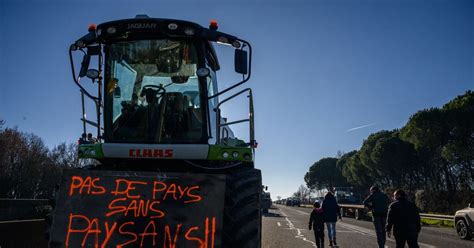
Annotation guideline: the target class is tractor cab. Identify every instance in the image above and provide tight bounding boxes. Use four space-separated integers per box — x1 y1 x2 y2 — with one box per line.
70 15 255 163
61 16 263 247
104 38 204 144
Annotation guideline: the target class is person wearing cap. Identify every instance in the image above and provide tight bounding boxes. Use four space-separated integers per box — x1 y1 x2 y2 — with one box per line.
309 201 325 248
386 189 421 248
363 186 389 248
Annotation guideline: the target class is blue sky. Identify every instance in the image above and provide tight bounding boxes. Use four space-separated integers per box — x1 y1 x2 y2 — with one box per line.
1 0 473 199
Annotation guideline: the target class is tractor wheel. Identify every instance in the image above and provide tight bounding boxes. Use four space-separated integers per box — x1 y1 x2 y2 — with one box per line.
222 167 262 248
456 219 472 240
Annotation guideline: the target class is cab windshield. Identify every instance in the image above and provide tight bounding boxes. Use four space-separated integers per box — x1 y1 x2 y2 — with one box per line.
104 39 205 143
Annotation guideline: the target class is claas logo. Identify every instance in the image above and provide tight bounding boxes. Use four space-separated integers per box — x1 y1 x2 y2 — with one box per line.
129 149 173 158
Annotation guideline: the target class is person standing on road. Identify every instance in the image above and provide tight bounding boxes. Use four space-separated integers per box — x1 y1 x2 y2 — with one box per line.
322 192 342 246
309 201 325 248
363 186 389 248
386 189 421 248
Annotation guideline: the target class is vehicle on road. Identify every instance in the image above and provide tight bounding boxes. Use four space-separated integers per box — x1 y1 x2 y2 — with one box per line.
50 15 261 247
262 192 272 213
335 187 367 220
455 202 473 240
285 198 301 207
334 187 360 204
339 203 367 220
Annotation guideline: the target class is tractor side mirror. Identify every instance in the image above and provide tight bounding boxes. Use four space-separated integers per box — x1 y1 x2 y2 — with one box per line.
234 49 248 75
79 54 91 77
114 86 122 98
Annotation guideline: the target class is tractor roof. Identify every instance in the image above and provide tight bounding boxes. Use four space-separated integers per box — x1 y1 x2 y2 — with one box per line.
96 15 210 43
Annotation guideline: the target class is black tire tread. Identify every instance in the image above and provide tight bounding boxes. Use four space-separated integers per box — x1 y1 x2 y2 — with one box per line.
456 219 472 240
222 167 262 248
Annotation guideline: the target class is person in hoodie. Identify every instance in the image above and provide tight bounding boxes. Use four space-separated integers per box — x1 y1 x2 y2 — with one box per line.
386 189 421 248
322 192 342 246
309 201 325 248
363 186 389 248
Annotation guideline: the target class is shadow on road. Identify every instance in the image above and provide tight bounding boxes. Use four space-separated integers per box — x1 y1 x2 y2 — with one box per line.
263 212 284 218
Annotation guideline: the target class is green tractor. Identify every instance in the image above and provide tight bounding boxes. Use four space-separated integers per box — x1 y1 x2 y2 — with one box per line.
51 15 261 247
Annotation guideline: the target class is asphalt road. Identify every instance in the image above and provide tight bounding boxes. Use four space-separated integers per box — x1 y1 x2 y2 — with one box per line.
263 204 473 248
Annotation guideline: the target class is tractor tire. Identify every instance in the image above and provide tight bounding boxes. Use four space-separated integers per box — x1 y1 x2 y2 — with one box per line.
222 167 262 248
456 219 472 240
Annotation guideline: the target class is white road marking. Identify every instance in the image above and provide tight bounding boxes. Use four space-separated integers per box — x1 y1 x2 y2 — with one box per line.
280 209 317 247
338 222 372 237
339 222 436 248
295 209 310 215
280 206 436 248
277 222 281 227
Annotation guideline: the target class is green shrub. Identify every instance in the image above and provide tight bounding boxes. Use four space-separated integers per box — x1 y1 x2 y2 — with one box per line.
415 189 472 214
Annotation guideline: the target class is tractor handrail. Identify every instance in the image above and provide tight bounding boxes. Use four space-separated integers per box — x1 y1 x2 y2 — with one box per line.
70 44 103 140
208 38 252 100
69 46 99 102
215 88 255 146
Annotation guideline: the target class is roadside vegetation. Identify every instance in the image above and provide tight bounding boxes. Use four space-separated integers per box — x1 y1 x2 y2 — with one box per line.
303 91 474 215
2 91 473 213
0 120 82 199
420 218 454 228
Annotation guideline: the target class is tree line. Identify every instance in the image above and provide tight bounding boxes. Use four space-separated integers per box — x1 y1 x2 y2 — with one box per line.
0 120 82 199
304 91 473 214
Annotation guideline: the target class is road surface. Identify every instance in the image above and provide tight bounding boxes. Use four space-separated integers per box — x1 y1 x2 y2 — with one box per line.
263 204 473 248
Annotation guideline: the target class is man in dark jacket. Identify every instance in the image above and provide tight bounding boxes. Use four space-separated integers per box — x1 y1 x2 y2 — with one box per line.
386 189 421 248
363 186 389 248
322 192 341 246
309 202 325 248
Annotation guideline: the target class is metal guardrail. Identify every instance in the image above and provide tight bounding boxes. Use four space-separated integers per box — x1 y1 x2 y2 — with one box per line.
0 198 50 221
301 203 455 221
0 217 49 247
0 218 45 224
419 213 454 221
339 204 365 209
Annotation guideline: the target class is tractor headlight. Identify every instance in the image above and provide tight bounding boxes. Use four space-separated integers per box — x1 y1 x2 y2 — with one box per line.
222 152 229 159
168 23 178 30
232 41 241 48
184 27 195 36
243 153 251 160
107 27 116 34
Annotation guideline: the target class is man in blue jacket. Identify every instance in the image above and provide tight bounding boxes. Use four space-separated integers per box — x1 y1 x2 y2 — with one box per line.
363 186 389 248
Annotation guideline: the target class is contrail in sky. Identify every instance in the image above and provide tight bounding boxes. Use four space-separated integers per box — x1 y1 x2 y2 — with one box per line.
346 123 377 132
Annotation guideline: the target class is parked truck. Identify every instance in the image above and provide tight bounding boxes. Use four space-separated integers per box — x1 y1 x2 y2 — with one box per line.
261 191 272 214
49 15 261 247
335 187 367 220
